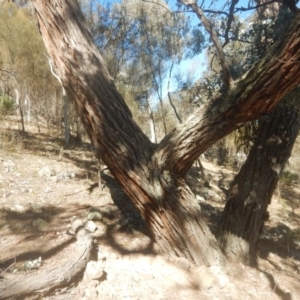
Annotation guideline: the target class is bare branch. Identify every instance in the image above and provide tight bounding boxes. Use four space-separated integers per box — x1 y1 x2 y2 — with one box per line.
0 68 17 79
224 0 239 47
180 1 234 88
234 0 279 13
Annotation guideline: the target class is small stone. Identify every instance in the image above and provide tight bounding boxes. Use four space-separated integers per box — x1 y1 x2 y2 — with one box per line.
97 251 107 261
85 220 97 233
84 261 104 281
44 187 52 193
196 195 205 202
175 257 191 270
76 284 86 296
38 166 56 177
3 192 11 198
92 222 107 238
31 203 42 214
84 287 98 298
110 253 119 260
87 210 103 221
32 218 48 229
11 204 26 213
3 160 15 172
22 257 42 271
191 266 217 290
88 280 100 288
50 176 59 182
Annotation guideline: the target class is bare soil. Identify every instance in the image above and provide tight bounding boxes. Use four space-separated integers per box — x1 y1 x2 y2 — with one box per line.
0 120 300 300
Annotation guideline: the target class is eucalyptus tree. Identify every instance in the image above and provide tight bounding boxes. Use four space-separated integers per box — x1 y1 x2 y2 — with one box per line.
32 0 300 267
0 1 59 131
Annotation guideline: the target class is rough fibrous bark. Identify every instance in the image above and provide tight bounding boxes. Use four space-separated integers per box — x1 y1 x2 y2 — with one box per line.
218 99 300 265
32 0 300 266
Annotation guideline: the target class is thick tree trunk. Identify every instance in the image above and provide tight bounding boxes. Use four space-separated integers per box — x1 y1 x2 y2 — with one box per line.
33 0 300 266
218 99 300 265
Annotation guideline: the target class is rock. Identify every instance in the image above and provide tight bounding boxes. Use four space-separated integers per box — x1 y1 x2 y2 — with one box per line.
84 287 98 298
44 187 52 193
92 222 107 238
196 195 205 202
190 265 218 290
3 160 15 172
54 171 76 182
200 187 222 201
175 257 191 270
209 265 229 288
38 166 56 177
84 261 104 281
11 204 27 213
77 284 85 296
97 250 107 261
110 253 119 260
22 257 42 271
88 280 100 288
30 203 42 213
2 191 11 198
32 218 48 229
87 209 103 221
85 220 97 233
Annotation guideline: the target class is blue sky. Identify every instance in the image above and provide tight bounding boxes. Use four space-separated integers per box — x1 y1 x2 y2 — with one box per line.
88 0 256 99
161 0 254 98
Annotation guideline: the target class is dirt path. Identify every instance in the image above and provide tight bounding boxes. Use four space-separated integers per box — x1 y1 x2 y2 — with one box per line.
0 128 299 299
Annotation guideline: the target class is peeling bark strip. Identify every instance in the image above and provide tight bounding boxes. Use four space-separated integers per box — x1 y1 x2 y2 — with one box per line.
0 218 93 299
32 0 300 266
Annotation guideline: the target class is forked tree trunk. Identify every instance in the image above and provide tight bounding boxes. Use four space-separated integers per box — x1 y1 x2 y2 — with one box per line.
218 99 300 265
33 0 300 266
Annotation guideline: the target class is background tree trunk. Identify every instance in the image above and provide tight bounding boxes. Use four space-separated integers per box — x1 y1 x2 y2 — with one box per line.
218 98 300 265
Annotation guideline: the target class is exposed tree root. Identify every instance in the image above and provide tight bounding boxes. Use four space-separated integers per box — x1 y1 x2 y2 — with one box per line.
0 218 93 299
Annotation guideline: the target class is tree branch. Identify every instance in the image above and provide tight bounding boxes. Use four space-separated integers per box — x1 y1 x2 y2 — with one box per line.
33 0 300 180
234 0 279 13
156 12 300 173
224 0 239 47
179 0 234 88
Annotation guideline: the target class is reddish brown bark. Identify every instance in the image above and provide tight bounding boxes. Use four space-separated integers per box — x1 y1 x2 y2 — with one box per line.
218 99 300 265
32 0 300 266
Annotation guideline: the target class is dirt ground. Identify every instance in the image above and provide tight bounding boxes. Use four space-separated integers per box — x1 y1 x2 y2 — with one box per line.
0 121 300 300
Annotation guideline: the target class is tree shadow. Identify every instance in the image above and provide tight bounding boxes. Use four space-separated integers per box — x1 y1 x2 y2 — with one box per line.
258 269 292 300
0 172 154 279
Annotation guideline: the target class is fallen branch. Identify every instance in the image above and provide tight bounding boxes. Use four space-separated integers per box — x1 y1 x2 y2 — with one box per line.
0 218 93 299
